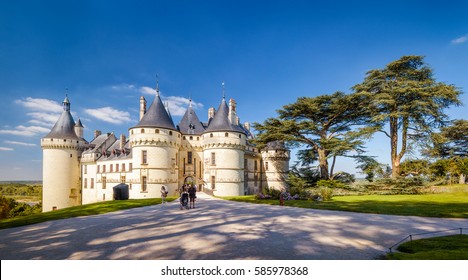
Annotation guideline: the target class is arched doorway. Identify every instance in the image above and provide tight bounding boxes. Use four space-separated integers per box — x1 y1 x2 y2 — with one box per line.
184 176 194 186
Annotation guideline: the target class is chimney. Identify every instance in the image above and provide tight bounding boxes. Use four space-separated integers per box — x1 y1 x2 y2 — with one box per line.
228 98 238 125
94 130 101 139
139 96 147 120
208 107 215 119
244 122 251 131
120 134 126 151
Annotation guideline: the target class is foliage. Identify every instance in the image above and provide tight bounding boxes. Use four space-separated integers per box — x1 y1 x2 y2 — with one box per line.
254 91 378 180
316 179 346 189
386 235 468 260
0 195 42 219
0 183 42 198
399 159 431 177
331 172 355 183
362 177 425 194
353 55 463 178
424 119 468 158
355 156 391 182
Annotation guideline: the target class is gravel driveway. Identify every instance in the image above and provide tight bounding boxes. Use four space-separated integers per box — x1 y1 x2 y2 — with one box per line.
0 193 466 260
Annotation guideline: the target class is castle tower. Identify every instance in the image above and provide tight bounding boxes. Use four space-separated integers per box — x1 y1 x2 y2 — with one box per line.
202 93 246 196
129 85 181 197
178 98 205 188
261 141 290 191
41 96 87 212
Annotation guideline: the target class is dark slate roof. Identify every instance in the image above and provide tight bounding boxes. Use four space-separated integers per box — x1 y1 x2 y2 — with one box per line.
178 104 205 135
265 140 287 150
44 105 80 140
134 93 176 129
204 98 245 134
75 118 83 128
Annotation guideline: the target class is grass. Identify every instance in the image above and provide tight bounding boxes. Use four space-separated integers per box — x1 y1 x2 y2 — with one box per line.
224 191 468 218
385 234 468 260
0 197 176 230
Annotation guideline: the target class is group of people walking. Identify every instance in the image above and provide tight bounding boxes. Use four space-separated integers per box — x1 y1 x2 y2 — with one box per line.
160 184 197 209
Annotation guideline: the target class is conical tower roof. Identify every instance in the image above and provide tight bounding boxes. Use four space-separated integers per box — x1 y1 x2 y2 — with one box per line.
205 98 245 134
44 97 80 140
134 91 176 130
178 100 205 135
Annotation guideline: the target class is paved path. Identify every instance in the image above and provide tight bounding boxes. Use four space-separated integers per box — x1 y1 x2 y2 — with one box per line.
0 193 466 260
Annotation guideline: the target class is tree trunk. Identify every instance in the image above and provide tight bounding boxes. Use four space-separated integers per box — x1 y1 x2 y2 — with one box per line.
390 117 401 178
460 174 466 184
317 148 329 180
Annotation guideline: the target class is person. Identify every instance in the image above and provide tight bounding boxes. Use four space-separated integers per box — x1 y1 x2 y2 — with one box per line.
160 185 168 204
188 184 197 209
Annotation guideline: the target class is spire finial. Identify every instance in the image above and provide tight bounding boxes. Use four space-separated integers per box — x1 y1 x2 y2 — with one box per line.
156 74 160 96
189 93 192 108
63 88 71 111
222 81 225 100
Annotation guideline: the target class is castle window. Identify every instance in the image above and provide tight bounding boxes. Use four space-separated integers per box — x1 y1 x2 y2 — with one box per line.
91 178 94 189
84 165 87 174
190 136 193 140
169 131 173 136
116 164 119 172
188 152 193 164
197 137 199 140
211 176 216 190
156 129 159 134
122 163 126 172
183 136 186 140
239 134 242 138
141 129 145 133
142 150 147 164
265 162 269 171
84 178 87 189
244 159 248 170
129 163 133 171
121 176 126 183
103 165 106 173
210 133 213 138
254 174 258 186
211 152 216 165
102 176 106 189
110 164 113 172
254 160 258 171
97 165 100 173
141 176 147 192
225 132 229 137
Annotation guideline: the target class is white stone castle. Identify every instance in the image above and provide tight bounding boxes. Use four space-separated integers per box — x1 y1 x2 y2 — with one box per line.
41 85 290 212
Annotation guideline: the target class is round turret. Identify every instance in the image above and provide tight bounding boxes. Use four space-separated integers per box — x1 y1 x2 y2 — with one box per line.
202 97 246 196
129 89 181 197
41 96 87 212
261 141 290 191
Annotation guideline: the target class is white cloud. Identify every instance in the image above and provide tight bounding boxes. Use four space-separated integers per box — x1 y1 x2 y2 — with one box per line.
27 112 60 127
451 34 468 44
111 83 136 91
139 86 157 95
84 107 132 124
165 96 204 116
4 141 37 147
0 147 14 151
15 97 63 113
0 125 50 137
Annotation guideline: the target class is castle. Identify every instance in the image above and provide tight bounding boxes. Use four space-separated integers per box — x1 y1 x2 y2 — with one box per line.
40 86 290 212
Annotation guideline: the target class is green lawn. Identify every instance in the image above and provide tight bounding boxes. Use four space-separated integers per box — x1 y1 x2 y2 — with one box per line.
0 197 176 230
386 234 468 260
224 192 468 218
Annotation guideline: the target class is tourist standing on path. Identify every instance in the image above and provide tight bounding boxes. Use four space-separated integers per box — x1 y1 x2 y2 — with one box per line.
188 184 197 209
160 185 168 204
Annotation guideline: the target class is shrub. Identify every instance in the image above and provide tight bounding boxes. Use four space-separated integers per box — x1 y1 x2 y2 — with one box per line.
316 180 346 189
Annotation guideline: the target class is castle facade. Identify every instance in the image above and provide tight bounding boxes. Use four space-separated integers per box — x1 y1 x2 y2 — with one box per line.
41 87 289 212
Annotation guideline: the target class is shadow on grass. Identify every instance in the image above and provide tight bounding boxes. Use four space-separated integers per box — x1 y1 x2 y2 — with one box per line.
226 196 468 218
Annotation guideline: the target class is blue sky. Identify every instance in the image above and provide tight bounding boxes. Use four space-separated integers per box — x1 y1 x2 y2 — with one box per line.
0 0 466 180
